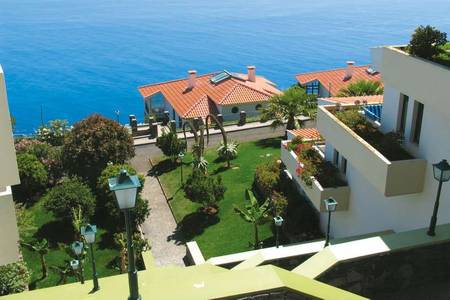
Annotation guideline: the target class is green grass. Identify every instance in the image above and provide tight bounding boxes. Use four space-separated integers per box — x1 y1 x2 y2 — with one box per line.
21 200 120 289
157 138 283 259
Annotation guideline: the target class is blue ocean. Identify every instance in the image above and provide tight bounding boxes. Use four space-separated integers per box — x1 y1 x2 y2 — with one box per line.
2 0 450 134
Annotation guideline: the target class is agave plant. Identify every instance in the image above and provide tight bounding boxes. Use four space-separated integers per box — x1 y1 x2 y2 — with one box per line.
192 156 208 174
217 141 238 168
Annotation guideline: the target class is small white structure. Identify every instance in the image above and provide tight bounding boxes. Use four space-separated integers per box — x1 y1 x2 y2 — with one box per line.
0 66 21 266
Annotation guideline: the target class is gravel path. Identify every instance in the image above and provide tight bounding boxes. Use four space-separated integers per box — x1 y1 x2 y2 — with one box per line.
140 173 186 267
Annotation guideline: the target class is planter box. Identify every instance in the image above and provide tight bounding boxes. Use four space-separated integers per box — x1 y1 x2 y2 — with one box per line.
317 106 427 197
281 141 350 212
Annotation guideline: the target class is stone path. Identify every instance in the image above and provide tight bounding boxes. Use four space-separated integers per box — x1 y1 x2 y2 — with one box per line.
140 173 186 267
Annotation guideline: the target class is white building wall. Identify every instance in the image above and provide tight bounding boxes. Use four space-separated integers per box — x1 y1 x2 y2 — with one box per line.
318 47 450 239
0 66 20 265
220 102 266 121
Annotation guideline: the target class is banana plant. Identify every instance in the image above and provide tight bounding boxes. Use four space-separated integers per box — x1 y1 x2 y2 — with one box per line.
22 239 50 279
234 190 271 249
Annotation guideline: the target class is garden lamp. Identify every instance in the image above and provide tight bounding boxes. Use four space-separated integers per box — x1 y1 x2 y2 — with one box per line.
178 152 185 185
71 241 83 256
70 259 79 271
428 159 450 236
82 224 100 291
273 216 284 248
70 242 84 284
108 170 141 300
324 197 338 247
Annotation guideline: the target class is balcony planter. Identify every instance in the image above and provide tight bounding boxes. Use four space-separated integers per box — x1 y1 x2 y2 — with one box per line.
281 141 350 212
317 105 427 196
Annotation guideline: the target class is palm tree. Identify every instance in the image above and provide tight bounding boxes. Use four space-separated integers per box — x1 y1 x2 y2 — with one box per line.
337 80 384 97
234 190 271 249
217 141 238 168
261 86 317 130
22 239 49 279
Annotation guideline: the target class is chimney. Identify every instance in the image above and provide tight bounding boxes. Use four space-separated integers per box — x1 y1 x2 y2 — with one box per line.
344 61 355 80
187 70 197 89
247 66 256 82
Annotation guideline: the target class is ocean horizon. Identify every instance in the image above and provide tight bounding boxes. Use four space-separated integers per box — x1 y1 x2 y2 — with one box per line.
2 0 450 134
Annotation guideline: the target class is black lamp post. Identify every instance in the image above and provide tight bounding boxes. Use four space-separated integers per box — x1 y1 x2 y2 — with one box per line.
71 241 84 284
427 159 450 236
324 197 338 247
81 224 100 292
108 170 142 300
178 152 185 186
273 216 284 248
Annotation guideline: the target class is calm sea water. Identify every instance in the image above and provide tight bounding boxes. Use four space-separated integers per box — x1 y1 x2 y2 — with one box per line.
1 0 450 134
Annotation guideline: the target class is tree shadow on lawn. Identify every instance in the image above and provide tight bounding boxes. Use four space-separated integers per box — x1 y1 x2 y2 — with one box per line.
147 159 179 177
35 218 74 245
254 137 282 149
169 210 220 245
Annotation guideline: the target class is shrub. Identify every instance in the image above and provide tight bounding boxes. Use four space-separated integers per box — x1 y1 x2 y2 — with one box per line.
254 159 280 198
337 80 384 97
43 177 95 222
155 130 186 163
408 25 447 60
15 140 64 185
271 191 288 217
0 260 31 296
62 114 134 185
184 169 226 214
97 164 149 227
36 119 68 146
15 153 48 200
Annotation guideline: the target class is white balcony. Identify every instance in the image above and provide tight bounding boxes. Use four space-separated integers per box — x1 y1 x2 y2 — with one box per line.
281 141 350 212
317 105 427 197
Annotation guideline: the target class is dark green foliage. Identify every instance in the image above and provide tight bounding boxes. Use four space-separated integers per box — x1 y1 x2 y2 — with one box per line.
261 86 317 130
97 164 149 227
62 114 134 186
0 260 31 296
335 108 412 161
184 169 226 213
15 153 48 200
254 159 280 198
156 130 186 163
337 80 384 97
408 25 447 60
43 177 95 221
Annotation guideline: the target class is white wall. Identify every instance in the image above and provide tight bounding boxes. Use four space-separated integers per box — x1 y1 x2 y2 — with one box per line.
319 48 450 239
220 102 266 121
0 187 20 265
0 66 19 187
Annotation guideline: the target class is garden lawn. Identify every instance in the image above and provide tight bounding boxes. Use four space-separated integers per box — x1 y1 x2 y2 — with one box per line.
21 200 120 289
157 137 282 259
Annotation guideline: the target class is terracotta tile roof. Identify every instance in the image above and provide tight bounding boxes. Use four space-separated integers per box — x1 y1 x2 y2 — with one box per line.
287 128 322 141
319 95 383 105
138 72 281 119
296 65 382 96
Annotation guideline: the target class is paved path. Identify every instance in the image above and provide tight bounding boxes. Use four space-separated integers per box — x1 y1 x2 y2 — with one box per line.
140 172 186 267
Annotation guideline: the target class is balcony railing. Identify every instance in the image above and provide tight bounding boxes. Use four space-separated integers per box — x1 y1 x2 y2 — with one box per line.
317 105 427 197
281 141 350 212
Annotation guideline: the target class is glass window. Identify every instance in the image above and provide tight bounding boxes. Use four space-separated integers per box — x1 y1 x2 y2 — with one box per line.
398 94 409 136
340 157 347 175
411 101 424 144
305 81 319 95
333 149 340 167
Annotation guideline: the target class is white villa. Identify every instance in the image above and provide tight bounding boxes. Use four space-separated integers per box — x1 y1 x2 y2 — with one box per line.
283 45 450 239
138 66 280 127
0 66 21 266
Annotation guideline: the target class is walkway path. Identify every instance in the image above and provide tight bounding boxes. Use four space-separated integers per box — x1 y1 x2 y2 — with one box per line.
140 173 186 267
